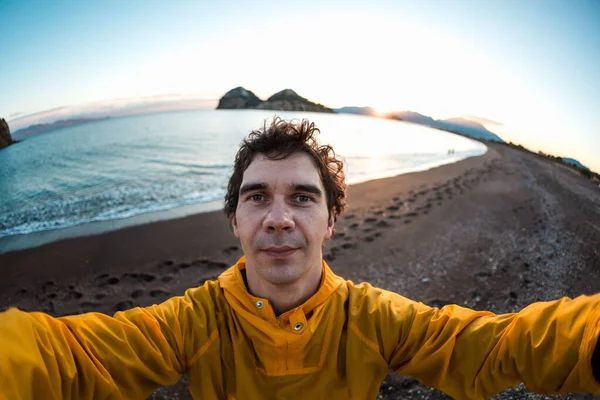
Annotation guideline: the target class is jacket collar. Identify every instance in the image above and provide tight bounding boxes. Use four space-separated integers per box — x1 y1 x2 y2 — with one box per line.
218 256 345 321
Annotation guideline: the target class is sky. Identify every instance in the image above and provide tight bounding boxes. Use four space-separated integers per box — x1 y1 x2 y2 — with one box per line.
1 0 599 172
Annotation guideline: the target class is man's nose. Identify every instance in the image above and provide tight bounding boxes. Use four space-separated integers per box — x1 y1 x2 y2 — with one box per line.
263 197 295 232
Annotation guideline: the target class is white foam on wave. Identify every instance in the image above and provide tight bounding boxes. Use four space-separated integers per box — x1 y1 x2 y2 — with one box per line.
0 190 223 238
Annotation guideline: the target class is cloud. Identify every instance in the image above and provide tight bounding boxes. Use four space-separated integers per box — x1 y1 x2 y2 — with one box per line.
8 94 219 131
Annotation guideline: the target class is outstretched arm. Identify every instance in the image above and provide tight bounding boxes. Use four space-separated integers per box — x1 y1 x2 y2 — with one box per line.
0 288 208 399
382 293 600 399
594 336 600 382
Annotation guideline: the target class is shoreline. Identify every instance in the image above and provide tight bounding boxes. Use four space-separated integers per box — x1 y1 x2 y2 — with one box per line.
0 145 486 254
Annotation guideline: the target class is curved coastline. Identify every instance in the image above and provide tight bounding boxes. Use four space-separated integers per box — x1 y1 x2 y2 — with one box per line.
0 141 487 253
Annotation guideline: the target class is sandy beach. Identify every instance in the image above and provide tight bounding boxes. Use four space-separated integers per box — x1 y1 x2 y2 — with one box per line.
1 142 599 399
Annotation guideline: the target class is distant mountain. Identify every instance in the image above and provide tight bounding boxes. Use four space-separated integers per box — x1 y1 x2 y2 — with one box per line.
0 118 16 149
437 117 504 142
217 87 262 109
216 87 333 113
334 106 378 116
562 158 589 170
383 111 504 143
390 111 438 126
12 117 109 140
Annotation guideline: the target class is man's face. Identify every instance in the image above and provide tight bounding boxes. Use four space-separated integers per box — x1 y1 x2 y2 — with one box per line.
232 152 334 286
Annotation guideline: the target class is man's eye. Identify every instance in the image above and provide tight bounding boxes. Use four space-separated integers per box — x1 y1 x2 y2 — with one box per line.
249 194 265 202
296 195 312 203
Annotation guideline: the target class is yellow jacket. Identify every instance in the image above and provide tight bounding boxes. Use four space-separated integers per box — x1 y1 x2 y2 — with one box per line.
1 257 599 399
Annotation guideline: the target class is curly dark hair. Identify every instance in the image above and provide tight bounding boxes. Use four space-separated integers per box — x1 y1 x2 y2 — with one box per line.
224 116 347 225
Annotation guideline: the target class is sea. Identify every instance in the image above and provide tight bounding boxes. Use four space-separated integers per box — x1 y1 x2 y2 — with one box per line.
0 110 487 252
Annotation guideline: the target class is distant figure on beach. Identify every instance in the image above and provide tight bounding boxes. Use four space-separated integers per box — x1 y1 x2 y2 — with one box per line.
1 117 599 399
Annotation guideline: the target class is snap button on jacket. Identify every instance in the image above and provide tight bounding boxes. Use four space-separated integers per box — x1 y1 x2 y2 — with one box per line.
1 257 599 399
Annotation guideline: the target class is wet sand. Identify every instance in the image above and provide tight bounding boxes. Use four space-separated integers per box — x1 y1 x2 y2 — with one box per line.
1 142 599 399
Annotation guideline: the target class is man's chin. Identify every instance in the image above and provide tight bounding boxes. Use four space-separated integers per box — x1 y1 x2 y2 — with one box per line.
256 258 305 285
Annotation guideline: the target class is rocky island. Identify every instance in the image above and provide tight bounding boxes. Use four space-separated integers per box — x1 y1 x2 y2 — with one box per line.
0 118 16 149
217 87 333 113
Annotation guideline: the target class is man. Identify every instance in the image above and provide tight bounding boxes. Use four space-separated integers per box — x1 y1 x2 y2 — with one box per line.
1 117 599 400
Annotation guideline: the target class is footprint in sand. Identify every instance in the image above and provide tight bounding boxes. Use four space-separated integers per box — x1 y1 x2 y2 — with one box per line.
107 277 120 285
150 289 170 297
130 290 144 299
195 275 218 286
211 261 229 269
341 242 357 249
161 275 173 283
124 273 156 283
329 246 340 254
428 299 451 309
189 259 227 270
474 272 491 280
375 220 391 228
223 245 240 256
42 281 56 290
349 223 359 229
364 236 374 242
364 217 378 223
345 214 356 219
95 293 107 300
114 301 133 311
387 205 399 211
323 254 336 262
68 291 83 300
80 301 100 309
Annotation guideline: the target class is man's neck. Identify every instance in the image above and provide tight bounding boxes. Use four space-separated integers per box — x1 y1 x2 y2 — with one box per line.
244 264 323 316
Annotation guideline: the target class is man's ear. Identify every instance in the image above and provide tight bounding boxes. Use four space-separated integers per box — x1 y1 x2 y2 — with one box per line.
232 214 240 238
325 214 335 240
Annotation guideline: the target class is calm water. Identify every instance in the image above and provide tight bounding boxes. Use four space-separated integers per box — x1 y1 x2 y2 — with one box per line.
0 110 486 239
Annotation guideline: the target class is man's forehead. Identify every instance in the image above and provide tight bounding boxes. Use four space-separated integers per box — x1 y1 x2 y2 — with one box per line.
245 152 319 176
241 152 323 189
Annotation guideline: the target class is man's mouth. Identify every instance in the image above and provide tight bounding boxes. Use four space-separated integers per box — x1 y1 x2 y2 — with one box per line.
261 246 298 258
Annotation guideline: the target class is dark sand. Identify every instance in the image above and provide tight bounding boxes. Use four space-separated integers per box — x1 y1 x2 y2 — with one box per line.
1 142 599 399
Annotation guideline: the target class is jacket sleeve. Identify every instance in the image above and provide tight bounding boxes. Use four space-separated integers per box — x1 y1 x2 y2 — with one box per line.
0 291 202 400
385 292 600 399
